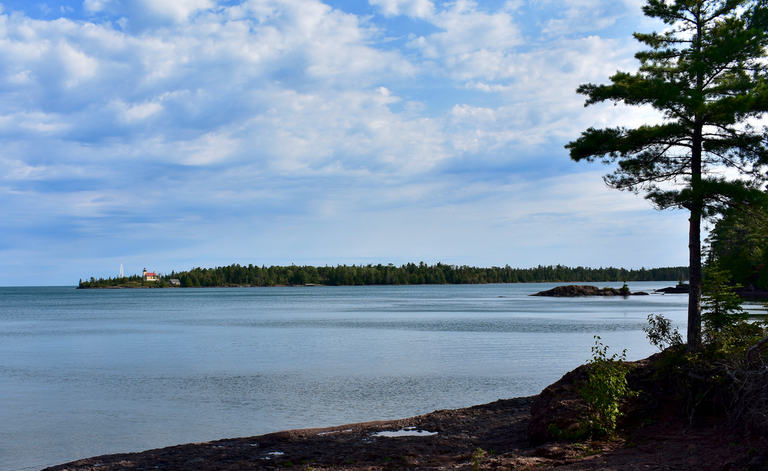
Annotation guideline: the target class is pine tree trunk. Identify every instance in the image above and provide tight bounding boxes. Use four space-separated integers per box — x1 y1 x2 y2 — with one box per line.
688 99 704 352
688 207 702 352
687 8 704 353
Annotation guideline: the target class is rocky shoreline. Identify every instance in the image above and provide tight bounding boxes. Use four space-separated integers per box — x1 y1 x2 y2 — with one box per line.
43 354 767 471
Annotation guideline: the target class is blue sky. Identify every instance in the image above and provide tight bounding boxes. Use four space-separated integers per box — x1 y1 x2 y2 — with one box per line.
0 0 691 286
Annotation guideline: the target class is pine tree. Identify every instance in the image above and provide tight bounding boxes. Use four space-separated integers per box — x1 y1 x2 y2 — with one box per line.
566 0 768 351
702 261 747 334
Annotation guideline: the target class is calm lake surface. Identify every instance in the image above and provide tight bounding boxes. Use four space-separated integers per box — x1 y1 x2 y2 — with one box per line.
1 282 688 471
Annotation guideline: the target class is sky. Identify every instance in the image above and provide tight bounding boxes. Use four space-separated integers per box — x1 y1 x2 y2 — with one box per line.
0 0 693 286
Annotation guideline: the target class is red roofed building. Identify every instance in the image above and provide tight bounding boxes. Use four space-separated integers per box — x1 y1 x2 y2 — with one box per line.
142 268 157 282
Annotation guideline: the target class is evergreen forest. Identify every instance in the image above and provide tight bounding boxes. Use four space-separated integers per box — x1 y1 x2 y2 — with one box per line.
707 198 768 291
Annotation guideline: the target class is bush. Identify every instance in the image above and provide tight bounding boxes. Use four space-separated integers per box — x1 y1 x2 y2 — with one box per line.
643 314 683 351
578 336 636 437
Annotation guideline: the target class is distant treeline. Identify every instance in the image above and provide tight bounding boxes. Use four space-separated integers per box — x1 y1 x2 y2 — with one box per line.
78 263 689 288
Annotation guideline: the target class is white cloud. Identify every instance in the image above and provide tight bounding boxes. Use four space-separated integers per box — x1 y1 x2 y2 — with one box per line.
3 158 48 180
140 0 215 23
180 132 240 165
115 100 165 123
0 111 70 136
465 81 513 93
84 0 214 23
234 87 447 174
57 42 99 87
0 2 645 175
435 34 648 155
19 120 67 134
7 70 31 84
405 0 523 80
369 0 434 18
83 0 109 13
534 0 648 36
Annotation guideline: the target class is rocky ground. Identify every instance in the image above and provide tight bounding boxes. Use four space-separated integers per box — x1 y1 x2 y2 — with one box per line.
44 355 768 471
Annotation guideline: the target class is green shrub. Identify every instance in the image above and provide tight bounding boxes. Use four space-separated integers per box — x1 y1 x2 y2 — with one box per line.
471 448 487 471
578 336 636 437
643 314 683 351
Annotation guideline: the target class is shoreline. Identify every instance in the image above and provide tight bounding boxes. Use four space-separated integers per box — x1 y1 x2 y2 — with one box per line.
42 396 535 471
41 354 768 471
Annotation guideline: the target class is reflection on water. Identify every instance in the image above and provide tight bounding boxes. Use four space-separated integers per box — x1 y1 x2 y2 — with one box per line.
0 282 687 471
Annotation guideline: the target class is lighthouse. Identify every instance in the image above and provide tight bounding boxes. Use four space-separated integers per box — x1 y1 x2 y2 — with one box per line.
142 268 157 282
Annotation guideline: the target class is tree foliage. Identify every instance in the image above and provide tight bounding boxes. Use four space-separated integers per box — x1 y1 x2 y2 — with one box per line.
702 261 748 333
643 313 684 351
567 0 768 351
707 194 768 288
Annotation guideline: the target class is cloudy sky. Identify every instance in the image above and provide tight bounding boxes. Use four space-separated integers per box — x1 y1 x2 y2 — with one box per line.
0 0 690 286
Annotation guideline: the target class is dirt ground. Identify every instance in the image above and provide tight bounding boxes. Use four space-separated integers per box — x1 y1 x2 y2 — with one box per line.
43 358 768 471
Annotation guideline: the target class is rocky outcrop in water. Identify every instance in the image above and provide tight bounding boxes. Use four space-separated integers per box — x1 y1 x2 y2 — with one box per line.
655 284 689 293
530 285 637 297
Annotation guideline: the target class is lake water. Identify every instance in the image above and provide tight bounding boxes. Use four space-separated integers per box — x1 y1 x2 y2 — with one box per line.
0 282 688 471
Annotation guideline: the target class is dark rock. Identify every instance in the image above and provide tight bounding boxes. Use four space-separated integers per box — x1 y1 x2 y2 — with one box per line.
527 365 591 444
533 445 570 459
655 285 689 294
530 285 630 297
735 289 768 300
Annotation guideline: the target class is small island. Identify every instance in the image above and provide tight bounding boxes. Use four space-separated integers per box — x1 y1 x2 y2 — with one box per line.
530 285 649 297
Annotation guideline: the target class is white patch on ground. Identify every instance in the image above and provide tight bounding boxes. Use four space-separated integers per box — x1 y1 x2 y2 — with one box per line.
373 428 438 437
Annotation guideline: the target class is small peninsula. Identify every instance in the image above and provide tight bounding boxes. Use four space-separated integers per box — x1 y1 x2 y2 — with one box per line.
78 263 688 289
